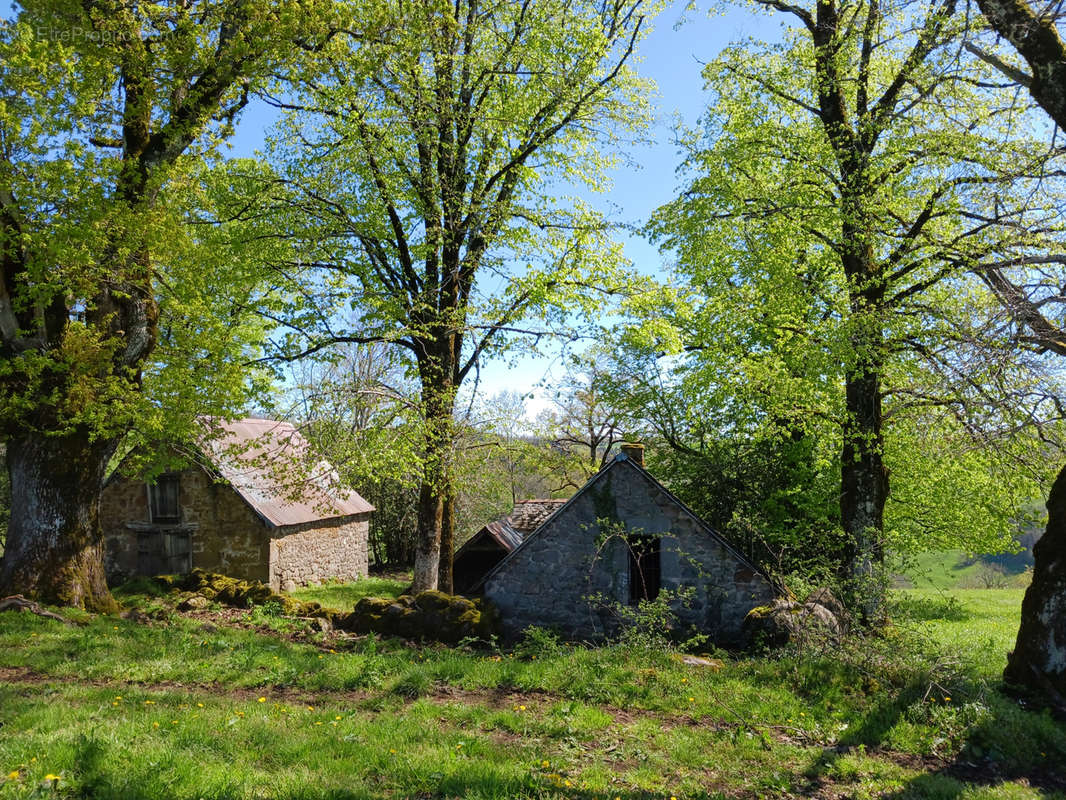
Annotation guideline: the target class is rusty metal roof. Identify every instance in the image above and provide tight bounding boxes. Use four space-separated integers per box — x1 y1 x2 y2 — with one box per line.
197 417 374 529
482 520 524 551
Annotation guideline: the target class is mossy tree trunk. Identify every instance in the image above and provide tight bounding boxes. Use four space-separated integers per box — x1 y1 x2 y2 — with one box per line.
412 334 459 592
0 431 120 613
1004 464 1066 700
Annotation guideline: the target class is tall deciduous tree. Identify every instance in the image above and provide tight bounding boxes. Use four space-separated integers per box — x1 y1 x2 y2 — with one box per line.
0 1 315 609
647 0 1065 613
268 0 657 591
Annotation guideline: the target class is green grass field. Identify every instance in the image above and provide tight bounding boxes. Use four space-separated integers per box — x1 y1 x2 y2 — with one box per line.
288 574 409 610
0 583 1063 799
897 552 1032 591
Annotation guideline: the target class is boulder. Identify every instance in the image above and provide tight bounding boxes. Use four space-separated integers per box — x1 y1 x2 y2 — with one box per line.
178 594 211 611
338 591 499 644
807 587 847 621
742 598 841 648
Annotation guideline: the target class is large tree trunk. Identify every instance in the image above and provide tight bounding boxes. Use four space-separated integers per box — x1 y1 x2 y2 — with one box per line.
0 431 120 613
438 487 456 594
413 479 443 591
840 354 889 619
411 340 458 593
1004 464 1066 701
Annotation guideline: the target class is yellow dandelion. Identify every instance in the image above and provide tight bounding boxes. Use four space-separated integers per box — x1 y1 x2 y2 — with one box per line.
688 697 694 703
44 774 61 781
541 760 550 768
257 697 266 703
318 655 324 660
307 705 315 711
144 700 154 705
114 696 122 701
564 779 571 787
197 703 204 708
171 720 178 725
315 721 323 725
389 749 396 754
334 715 341 720
944 696 951 702
519 705 526 711
7 771 19 780
152 722 160 728
112 626 118 630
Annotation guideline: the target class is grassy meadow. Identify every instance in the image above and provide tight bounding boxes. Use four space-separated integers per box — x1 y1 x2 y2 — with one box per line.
0 575 1064 799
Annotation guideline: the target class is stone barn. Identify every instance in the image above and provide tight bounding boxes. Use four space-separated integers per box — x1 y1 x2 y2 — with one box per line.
101 418 374 591
452 499 566 594
479 444 779 642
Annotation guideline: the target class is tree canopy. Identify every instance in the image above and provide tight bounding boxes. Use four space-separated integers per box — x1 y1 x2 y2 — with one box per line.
263 0 660 590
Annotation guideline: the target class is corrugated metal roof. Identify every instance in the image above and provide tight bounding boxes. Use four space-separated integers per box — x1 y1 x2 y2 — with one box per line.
197 418 374 528
483 520 524 551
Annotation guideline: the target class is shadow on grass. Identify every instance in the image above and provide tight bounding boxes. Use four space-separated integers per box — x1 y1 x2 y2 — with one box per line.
60 729 733 800
888 594 971 623
799 678 1066 799
63 731 724 800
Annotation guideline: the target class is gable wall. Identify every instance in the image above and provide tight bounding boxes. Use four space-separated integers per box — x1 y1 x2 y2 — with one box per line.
269 515 370 591
483 461 777 642
102 467 272 584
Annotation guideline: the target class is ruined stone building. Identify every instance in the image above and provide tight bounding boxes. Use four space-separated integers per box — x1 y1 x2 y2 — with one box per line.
477 444 778 642
452 499 566 594
101 418 374 591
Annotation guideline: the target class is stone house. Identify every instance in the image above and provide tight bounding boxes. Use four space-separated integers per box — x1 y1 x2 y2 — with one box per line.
479 444 779 642
101 418 374 591
452 499 566 594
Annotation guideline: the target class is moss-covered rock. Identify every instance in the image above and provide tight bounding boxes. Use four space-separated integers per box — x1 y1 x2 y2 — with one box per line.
338 591 499 644
152 569 333 620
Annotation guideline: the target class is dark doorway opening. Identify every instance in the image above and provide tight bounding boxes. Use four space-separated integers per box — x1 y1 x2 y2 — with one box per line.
628 535 661 604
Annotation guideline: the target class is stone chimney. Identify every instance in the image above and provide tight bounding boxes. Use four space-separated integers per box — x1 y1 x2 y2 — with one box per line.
619 442 645 467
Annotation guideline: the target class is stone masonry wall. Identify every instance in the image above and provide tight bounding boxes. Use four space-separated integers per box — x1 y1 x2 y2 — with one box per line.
102 466 271 584
483 458 778 643
269 515 370 591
